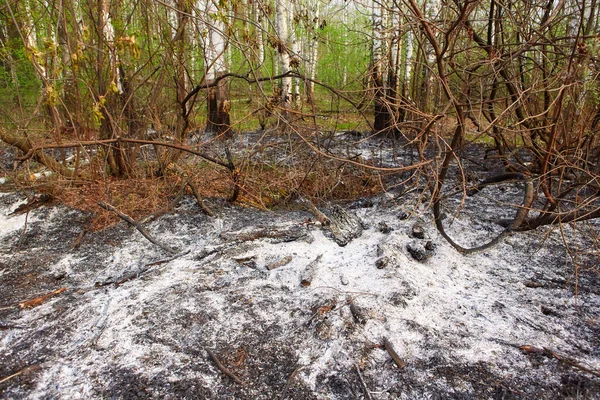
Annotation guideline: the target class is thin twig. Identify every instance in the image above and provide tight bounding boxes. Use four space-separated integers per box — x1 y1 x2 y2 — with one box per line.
140 181 187 224
384 338 406 369
16 209 30 250
280 365 303 400
19 287 67 309
207 349 243 385
187 181 215 217
0 365 41 385
98 201 178 255
354 362 373 400
520 345 600 378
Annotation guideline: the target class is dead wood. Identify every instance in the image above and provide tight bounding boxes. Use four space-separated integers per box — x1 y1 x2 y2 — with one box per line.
384 338 406 369
0 324 26 330
0 365 41 385
298 198 363 246
194 244 228 261
15 137 233 171
519 345 600 378
433 174 534 254
220 225 311 244
0 127 74 178
15 209 30 251
354 362 374 400
140 181 186 224
164 164 215 216
300 254 322 287
19 287 66 309
266 255 292 270
279 366 304 400
98 201 178 255
9 194 52 215
207 349 243 385
90 297 111 347
69 229 87 251
225 147 239 203
297 197 331 225
326 205 364 246
187 181 215 217
523 281 544 288
96 250 190 287
349 303 367 325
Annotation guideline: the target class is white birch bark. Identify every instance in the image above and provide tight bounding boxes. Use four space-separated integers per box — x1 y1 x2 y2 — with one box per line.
372 0 384 80
404 30 414 97
254 0 265 68
276 0 292 106
289 1 300 105
308 1 320 94
23 1 46 79
202 0 226 83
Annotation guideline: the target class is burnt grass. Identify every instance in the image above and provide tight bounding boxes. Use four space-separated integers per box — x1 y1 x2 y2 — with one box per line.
1 137 600 399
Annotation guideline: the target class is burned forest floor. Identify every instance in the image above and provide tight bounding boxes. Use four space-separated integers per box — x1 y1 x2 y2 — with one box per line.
1 133 600 399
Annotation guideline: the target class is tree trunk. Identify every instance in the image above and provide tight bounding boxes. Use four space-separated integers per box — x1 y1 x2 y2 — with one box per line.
203 0 231 137
0 127 74 178
276 0 292 110
372 0 390 134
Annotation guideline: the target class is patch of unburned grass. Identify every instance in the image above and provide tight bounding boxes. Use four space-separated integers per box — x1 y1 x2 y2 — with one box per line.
46 164 233 231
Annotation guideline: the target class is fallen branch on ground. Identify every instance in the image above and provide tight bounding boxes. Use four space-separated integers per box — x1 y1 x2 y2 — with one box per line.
95 250 190 287
69 229 86 250
220 224 311 244
98 201 178 255
187 181 215 217
207 349 243 385
9 194 52 215
279 366 304 400
520 345 600 378
354 362 374 400
384 338 406 369
15 137 232 171
267 255 292 270
300 254 322 287
140 181 187 224
0 324 26 330
19 287 66 309
296 197 328 226
0 365 41 385
0 127 74 178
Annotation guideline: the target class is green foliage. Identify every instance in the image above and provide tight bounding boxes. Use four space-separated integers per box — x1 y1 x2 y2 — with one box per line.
316 15 370 90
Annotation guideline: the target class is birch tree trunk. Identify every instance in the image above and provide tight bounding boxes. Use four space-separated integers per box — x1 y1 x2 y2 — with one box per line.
254 0 265 68
202 0 231 136
289 1 300 107
276 0 292 110
307 1 320 99
372 0 390 133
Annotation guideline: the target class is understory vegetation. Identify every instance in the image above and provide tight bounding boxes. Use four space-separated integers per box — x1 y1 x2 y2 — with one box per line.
0 0 599 264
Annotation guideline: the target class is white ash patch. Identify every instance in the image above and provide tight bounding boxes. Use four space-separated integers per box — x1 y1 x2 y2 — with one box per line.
0 193 599 399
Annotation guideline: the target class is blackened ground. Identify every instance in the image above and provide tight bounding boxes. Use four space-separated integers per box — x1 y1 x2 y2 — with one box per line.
1 137 599 400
